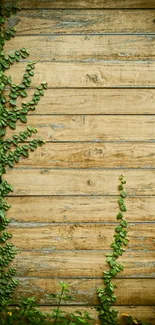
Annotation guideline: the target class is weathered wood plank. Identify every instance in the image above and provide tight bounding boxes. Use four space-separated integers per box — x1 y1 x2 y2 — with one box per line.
6 169 155 196
9 223 155 250
8 196 155 223
6 89 155 115
9 10 155 35
7 61 155 87
38 306 155 325
7 115 155 142
14 278 155 305
14 143 155 169
5 35 155 61
18 0 155 9
14 250 155 277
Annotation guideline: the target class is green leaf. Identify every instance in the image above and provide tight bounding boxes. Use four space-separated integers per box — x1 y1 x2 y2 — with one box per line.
20 115 27 123
121 219 128 227
8 161 14 168
28 70 34 76
39 89 44 96
18 84 26 89
9 92 17 99
9 122 16 130
117 212 123 220
20 91 27 98
22 150 29 157
9 99 16 106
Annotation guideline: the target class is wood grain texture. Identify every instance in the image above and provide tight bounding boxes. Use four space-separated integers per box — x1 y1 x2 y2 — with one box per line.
37 306 155 325
14 250 155 277
15 143 155 168
18 0 155 9
6 169 155 196
7 61 155 87
9 223 155 251
5 168 155 198
5 35 155 61
7 88 155 115
8 196 155 223
7 115 155 141
9 10 155 35
14 278 155 305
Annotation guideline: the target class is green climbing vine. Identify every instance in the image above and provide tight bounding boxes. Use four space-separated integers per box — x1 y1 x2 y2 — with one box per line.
97 175 128 325
0 0 47 309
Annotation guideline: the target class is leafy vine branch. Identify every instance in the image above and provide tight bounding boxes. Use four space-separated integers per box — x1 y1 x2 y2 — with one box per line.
0 1 47 309
97 175 128 325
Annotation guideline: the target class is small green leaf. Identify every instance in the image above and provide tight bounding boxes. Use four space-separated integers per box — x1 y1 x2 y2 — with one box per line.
9 99 16 106
20 115 27 123
9 122 16 130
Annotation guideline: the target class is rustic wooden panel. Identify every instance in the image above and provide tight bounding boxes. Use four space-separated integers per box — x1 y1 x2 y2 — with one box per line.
10 10 155 35
6 169 155 196
14 278 155 305
9 223 155 250
19 0 155 9
8 196 155 223
6 89 155 115
14 250 155 277
15 143 155 168
7 115 155 141
39 306 155 325
8 61 155 87
5 35 155 61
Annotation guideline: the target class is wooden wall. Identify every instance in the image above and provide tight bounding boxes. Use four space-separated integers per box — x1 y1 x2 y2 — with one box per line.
5 0 155 323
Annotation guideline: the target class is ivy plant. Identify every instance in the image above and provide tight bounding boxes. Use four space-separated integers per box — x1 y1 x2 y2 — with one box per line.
0 0 47 310
97 175 128 325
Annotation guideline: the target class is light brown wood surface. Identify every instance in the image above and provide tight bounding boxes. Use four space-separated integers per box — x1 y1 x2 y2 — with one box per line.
10 10 155 35
14 278 155 305
7 61 155 87
6 89 155 114
19 0 155 9
6 169 155 196
7 115 155 141
14 250 155 277
8 196 155 223
14 143 155 168
9 223 155 250
5 35 155 61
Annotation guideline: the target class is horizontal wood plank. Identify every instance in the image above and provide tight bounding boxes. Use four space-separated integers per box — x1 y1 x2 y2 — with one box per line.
8 196 155 223
7 115 155 141
18 0 155 9
14 278 155 305
7 61 155 87
37 306 155 325
10 10 155 35
14 143 155 168
7 88 155 115
14 250 155 277
9 223 155 250
5 35 155 61
6 169 155 196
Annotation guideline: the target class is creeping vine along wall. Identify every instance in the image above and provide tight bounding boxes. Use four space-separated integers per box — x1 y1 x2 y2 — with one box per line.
0 2 47 308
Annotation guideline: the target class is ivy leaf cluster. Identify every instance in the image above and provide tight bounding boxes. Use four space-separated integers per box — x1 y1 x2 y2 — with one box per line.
0 1 47 309
97 175 128 325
